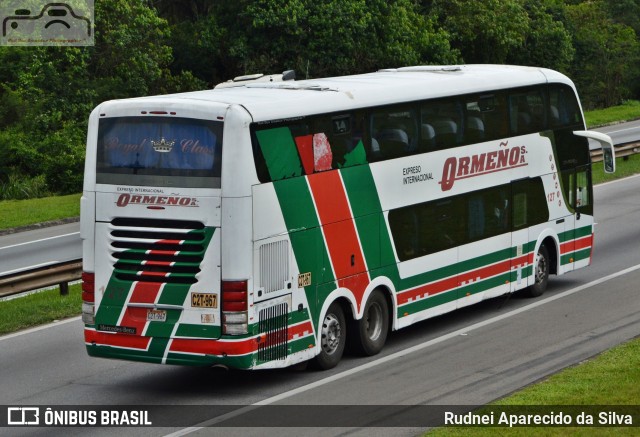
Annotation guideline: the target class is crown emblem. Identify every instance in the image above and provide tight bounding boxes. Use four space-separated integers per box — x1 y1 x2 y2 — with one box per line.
151 137 175 153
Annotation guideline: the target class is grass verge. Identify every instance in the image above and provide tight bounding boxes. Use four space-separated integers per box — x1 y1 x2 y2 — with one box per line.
426 337 640 436
592 153 640 185
0 284 81 336
585 100 640 127
0 193 80 231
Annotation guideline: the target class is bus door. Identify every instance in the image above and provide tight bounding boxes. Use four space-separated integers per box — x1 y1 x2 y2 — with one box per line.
560 165 593 272
511 178 534 291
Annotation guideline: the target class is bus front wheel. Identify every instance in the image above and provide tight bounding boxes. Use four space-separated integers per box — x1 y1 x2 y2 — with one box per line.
313 301 346 370
527 244 550 297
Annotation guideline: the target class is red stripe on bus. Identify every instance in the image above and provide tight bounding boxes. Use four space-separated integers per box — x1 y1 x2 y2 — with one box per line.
118 282 163 335
397 258 518 305
143 260 174 267
307 172 369 310
84 329 151 350
169 337 256 356
561 234 593 254
147 250 179 256
137 271 170 277
511 253 533 267
288 321 314 341
155 240 183 245
130 281 163 304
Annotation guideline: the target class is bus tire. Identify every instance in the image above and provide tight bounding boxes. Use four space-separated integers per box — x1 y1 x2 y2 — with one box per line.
313 301 346 370
527 244 550 297
351 290 389 356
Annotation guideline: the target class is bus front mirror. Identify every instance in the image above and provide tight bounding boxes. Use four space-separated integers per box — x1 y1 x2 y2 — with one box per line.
573 130 616 174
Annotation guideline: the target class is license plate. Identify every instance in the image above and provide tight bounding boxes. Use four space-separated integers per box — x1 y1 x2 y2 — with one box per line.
191 292 218 308
146 309 167 322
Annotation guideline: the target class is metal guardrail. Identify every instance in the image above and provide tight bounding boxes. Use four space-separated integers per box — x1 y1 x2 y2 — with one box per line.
591 141 640 162
0 260 82 298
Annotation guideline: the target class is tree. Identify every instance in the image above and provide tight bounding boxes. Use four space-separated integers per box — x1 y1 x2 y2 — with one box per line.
429 0 529 64
200 0 458 82
0 0 204 197
507 0 575 72
565 1 640 108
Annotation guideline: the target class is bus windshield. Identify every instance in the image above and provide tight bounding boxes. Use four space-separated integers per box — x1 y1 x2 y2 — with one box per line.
96 116 223 188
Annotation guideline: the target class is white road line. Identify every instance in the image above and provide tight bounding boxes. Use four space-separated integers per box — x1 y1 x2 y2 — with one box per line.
0 316 81 342
605 126 640 134
594 172 640 188
164 261 640 436
0 232 80 250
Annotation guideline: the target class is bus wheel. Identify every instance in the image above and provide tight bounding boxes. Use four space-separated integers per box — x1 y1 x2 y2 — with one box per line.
351 290 389 356
527 244 549 297
314 301 346 370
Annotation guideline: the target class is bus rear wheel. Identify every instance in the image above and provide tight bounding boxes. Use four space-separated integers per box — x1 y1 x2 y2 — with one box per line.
350 290 389 356
527 244 549 297
313 301 346 370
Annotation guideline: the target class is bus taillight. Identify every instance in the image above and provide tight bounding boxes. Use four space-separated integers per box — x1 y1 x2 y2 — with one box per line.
81 272 95 325
222 280 248 335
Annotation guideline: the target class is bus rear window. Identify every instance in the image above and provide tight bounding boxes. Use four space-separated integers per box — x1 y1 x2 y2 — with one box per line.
96 117 223 188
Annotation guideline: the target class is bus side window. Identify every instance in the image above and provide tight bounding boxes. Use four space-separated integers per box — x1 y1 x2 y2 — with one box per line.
512 177 549 230
370 107 417 160
576 169 590 208
421 98 463 150
509 89 545 135
548 84 581 127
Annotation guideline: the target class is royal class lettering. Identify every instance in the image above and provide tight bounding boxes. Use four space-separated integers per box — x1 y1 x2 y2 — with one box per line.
116 193 198 207
439 144 527 191
104 137 211 155
402 165 434 185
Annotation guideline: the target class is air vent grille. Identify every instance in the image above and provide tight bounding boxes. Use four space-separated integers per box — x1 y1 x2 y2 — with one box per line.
257 302 288 362
259 240 289 294
109 218 208 284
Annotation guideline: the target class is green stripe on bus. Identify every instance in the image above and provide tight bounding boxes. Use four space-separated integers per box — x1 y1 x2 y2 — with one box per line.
272 177 334 328
561 247 592 265
88 337 170 365
289 307 312 325
289 336 315 354
175 323 221 338
341 165 386 271
256 127 303 181
95 276 131 325
559 224 592 242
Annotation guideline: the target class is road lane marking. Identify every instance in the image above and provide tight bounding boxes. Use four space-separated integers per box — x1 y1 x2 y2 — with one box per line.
0 316 81 342
0 232 80 250
165 261 640 435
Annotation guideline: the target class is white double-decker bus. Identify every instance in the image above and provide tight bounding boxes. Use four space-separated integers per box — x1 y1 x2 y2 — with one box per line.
81 65 614 369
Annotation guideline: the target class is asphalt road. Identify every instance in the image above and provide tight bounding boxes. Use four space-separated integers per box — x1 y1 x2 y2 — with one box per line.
0 222 80 276
1 173 640 436
597 118 640 146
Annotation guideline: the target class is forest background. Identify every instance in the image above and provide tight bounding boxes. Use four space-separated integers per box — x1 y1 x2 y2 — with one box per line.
1 0 639 200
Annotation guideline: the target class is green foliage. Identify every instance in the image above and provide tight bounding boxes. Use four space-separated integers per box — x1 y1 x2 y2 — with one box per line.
565 1 640 109
0 284 81 336
585 100 640 127
431 0 530 63
212 0 458 79
508 0 575 72
1 0 640 199
0 0 204 199
0 193 81 229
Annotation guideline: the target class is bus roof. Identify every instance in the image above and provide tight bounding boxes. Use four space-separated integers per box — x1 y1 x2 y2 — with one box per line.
117 65 576 123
